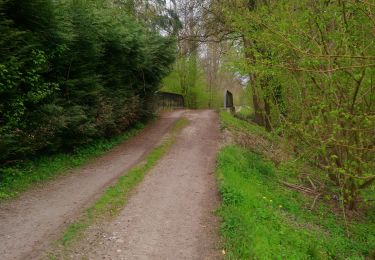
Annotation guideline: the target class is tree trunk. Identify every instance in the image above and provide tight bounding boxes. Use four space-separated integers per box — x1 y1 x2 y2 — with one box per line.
264 97 272 131
251 79 265 126
243 36 266 127
344 178 357 211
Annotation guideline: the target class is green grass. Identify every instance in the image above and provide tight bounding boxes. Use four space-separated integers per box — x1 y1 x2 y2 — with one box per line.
220 111 273 141
0 123 146 201
58 118 189 248
217 111 375 259
235 106 253 121
217 146 375 259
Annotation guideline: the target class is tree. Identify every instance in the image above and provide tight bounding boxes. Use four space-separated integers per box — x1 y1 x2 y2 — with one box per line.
0 0 175 162
216 0 375 209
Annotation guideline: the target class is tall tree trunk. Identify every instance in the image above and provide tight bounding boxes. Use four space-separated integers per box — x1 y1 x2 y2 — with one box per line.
251 76 265 126
243 37 266 126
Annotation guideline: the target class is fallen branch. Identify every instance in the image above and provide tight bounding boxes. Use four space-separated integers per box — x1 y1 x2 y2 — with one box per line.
279 181 318 195
307 176 317 191
279 181 323 210
310 193 322 210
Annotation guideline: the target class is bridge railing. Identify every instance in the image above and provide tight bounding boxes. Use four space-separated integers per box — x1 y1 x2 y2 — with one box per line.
155 91 185 110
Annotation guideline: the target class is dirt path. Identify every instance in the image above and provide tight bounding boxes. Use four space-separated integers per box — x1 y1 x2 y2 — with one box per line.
72 110 221 259
0 110 186 260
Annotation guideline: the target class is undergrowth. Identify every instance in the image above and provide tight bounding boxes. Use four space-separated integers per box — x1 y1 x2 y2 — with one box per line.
220 111 273 141
217 146 375 259
217 112 375 259
234 106 253 121
0 123 145 201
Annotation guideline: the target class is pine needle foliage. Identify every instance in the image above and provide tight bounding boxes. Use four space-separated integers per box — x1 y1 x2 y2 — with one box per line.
0 0 175 164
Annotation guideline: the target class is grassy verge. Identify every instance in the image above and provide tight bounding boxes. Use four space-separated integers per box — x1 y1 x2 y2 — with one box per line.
220 111 273 141
234 106 253 121
0 123 146 201
217 112 375 259
57 118 188 249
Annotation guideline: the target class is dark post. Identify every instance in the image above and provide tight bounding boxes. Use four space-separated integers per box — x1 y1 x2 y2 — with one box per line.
224 90 235 114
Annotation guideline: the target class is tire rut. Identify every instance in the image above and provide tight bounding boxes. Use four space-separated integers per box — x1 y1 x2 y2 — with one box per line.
0 110 186 260
72 110 222 260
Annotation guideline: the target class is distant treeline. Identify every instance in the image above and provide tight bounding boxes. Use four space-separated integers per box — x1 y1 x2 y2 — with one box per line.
0 0 175 162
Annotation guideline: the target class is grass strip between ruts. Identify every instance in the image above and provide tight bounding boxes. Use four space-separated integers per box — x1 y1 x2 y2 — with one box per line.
54 117 189 253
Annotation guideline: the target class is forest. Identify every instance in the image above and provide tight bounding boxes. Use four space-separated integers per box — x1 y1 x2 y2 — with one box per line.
0 0 175 163
0 0 374 258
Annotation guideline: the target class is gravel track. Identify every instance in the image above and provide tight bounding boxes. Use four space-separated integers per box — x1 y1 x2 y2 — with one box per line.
0 110 186 260
75 110 221 260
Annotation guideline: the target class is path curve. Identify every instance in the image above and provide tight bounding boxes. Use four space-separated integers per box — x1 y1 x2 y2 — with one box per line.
75 110 221 259
0 110 185 260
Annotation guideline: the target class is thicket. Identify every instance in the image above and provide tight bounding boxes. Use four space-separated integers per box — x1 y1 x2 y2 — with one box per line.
0 0 175 164
215 0 375 210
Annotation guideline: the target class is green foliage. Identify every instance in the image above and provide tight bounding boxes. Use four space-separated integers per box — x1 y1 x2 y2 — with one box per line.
161 55 222 109
219 0 375 209
217 145 375 259
0 0 175 165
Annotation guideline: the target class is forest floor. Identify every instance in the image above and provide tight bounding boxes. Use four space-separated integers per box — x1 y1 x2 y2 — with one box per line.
0 110 222 259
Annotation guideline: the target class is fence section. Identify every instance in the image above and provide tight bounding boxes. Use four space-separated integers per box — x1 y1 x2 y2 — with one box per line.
155 91 185 110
